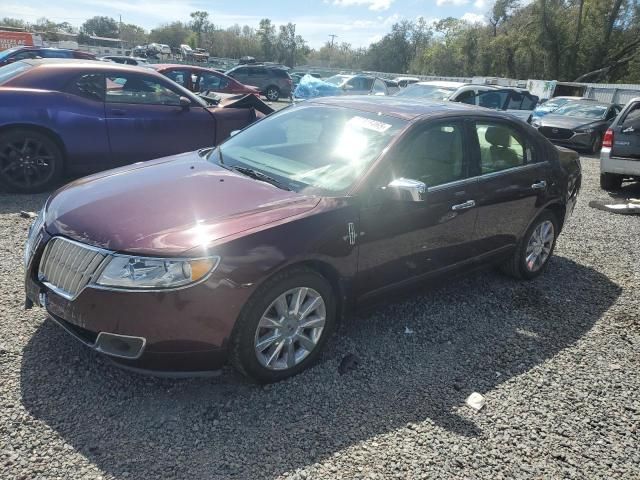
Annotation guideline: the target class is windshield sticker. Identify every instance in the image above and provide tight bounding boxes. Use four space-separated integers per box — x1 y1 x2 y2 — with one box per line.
347 116 392 133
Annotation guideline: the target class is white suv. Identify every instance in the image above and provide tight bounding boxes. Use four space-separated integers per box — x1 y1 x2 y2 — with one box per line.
600 97 640 190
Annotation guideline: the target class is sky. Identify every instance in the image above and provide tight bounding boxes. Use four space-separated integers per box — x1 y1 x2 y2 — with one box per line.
0 0 490 48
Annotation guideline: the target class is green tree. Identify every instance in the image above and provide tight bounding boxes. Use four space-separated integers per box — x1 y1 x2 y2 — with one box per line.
81 16 119 37
149 22 191 49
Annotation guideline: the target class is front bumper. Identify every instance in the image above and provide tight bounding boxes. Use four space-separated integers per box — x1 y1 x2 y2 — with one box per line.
24 234 253 373
543 132 594 150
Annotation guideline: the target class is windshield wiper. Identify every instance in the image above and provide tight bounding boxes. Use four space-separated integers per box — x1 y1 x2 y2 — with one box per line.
231 165 291 191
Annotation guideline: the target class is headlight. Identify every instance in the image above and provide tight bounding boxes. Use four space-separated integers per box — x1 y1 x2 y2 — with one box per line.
531 120 541 128
24 209 45 267
95 255 219 290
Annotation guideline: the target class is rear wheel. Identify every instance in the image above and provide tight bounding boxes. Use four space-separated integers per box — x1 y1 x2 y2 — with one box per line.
0 129 63 193
230 267 335 383
600 173 623 190
502 211 558 280
265 86 280 102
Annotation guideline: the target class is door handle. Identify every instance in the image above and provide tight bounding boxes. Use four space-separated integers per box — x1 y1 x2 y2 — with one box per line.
110 109 126 116
622 126 635 133
531 180 547 190
451 200 476 211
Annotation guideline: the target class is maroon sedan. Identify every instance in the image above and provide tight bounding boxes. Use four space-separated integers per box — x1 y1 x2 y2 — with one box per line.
24 97 581 383
153 64 260 96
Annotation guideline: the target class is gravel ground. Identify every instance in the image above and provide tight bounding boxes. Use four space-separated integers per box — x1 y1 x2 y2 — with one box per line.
1 156 639 480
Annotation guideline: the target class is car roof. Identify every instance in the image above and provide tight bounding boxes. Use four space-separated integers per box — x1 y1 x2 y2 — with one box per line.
414 80 466 88
307 95 480 120
22 58 164 74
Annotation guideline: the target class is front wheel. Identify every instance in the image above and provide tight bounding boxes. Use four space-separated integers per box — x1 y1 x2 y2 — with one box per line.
264 86 280 102
0 129 63 193
230 268 335 383
502 211 558 280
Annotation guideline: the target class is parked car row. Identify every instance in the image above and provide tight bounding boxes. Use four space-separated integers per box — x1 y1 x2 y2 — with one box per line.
0 59 270 192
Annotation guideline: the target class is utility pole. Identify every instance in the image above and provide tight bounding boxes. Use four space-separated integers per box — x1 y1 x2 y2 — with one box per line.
328 34 337 68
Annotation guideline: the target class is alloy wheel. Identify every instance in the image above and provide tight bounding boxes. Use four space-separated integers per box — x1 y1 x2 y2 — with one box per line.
266 88 279 101
0 137 56 190
254 287 326 370
525 220 555 272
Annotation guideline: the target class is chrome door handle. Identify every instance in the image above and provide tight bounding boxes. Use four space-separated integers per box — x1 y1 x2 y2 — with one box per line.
451 200 475 211
531 180 547 190
622 126 635 133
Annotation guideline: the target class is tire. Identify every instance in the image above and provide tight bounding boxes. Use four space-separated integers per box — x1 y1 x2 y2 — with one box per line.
264 86 280 102
600 173 623 190
230 267 336 383
590 133 603 154
501 210 559 280
0 129 64 193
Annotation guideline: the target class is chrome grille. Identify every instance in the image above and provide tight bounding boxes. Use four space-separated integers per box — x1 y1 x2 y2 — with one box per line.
38 237 107 299
539 126 574 140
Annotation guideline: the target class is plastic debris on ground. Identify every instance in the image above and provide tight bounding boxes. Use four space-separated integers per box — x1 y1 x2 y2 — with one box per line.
588 198 640 215
19 211 37 219
293 74 342 100
465 392 486 411
404 326 415 335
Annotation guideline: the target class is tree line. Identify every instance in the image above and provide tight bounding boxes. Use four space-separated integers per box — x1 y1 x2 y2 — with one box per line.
3 0 640 82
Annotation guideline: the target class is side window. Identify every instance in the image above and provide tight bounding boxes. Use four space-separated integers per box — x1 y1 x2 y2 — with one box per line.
12 51 39 61
606 107 619 121
105 74 182 106
248 67 265 76
372 79 386 94
521 94 537 110
477 91 509 110
41 50 72 58
507 92 524 110
622 103 640 126
474 122 528 174
347 77 361 90
68 73 105 101
164 69 190 88
198 73 227 91
455 90 476 105
363 78 374 91
395 123 465 187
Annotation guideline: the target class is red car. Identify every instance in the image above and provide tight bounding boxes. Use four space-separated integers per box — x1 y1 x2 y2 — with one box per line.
152 64 260 96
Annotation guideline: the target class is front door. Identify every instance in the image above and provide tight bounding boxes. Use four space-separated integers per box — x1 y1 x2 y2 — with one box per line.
104 72 215 165
611 101 640 159
356 119 479 296
468 118 552 256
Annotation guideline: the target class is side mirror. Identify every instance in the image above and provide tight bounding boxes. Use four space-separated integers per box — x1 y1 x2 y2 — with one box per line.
230 130 240 137
382 178 427 202
179 96 191 109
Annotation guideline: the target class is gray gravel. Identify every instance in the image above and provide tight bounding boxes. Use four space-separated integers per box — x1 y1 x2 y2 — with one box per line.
1 156 639 480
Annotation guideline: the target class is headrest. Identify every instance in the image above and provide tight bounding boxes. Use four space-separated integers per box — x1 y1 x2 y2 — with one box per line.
485 126 511 148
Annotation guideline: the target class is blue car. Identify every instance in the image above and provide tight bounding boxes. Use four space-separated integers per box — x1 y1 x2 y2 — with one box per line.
0 59 264 193
530 96 583 123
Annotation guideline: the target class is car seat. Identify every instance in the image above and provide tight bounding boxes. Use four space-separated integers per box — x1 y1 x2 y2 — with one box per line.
484 126 520 169
404 127 462 186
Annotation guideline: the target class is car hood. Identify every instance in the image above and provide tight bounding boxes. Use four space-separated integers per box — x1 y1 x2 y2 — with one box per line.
537 114 605 130
44 151 320 255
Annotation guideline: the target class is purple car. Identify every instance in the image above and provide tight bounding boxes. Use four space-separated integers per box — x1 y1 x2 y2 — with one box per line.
0 59 266 193
24 97 582 383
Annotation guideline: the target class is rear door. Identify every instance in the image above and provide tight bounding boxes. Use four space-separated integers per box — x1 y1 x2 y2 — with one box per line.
468 118 552 256
611 101 640 159
161 68 194 91
104 71 215 165
195 70 230 93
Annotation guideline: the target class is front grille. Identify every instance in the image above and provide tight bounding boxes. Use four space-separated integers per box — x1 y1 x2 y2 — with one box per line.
539 126 574 140
39 237 107 299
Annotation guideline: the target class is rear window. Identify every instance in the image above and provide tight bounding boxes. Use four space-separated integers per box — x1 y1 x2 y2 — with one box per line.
0 61 33 85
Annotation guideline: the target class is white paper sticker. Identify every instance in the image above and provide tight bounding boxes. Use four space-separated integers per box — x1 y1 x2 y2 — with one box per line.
347 116 392 133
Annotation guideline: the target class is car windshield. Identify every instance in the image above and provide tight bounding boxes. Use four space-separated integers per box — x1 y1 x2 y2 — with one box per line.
0 61 33 85
210 105 406 195
553 103 609 119
0 47 21 61
395 84 457 100
539 98 571 110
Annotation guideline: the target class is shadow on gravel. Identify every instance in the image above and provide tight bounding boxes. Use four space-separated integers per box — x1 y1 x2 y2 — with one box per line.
19 257 620 479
